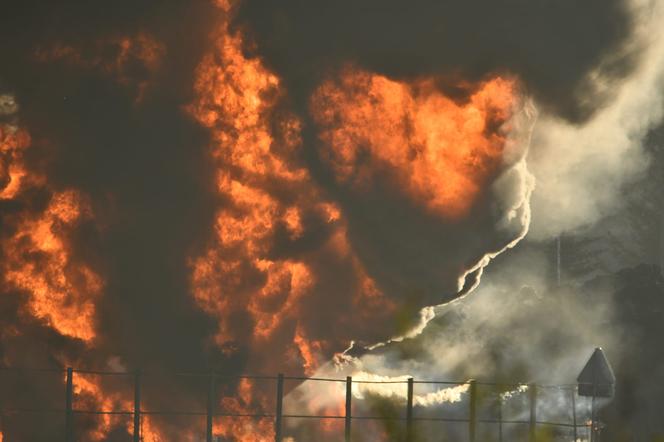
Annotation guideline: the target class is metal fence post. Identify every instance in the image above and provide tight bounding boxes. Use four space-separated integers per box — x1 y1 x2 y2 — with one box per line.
275 374 284 442
571 387 578 442
469 380 477 442
590 384 596 442
207 372 216 442
529 384 537 442
497 396 503 442
133 370 141 442
406 378 414 442
345 376 352 442
65 367 74 442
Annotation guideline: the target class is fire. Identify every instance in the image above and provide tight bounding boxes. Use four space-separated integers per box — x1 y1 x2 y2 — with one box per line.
185 1 519 438
311 68 517 219
188 0 399 375
215 378 275 442
72 373 164 441
0 125 33 200
293 325 324 376
1 112 102 342
2 190 102 341
188 0 334 357
186 3 396 438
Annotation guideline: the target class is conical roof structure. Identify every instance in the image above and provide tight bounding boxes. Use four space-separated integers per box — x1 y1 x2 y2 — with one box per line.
577 347 615 397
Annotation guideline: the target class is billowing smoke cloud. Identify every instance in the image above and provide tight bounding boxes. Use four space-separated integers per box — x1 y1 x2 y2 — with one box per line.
1 0 661 441
527 0 664 240
1 1 227 440
234 0 638 122
278 244 621 440
273 0 664 439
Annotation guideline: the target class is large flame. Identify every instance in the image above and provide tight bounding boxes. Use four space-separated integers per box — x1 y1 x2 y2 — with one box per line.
3 190 102 341
183 0 524 439
311 68 517 219
187 0 393 366
1 113 102 342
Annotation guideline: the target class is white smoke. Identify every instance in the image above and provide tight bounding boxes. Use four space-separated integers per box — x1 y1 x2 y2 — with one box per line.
528 0 664 240
282 0 664 438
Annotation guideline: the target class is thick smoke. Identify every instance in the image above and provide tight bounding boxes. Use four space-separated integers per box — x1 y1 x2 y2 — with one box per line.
1 0 661 441
1 2 230 440
234 0 638 122
276 0 664 440
527 0 664 240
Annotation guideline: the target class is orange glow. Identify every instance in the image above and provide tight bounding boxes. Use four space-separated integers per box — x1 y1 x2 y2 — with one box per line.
2 101 102 342
215 378 275 442
311 68 517 219
0 126 32 200
34 33 166 102
293 325 324 376
187 0 395 376
186 1 519 440
1 107 111 437
72 374 126 441
72 374 164 441
187 3 381 438
3 190 102 341
188 0 320 352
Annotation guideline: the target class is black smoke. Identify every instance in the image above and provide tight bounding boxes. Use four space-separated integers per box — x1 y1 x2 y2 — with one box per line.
234 0 638 122
0 1 236 440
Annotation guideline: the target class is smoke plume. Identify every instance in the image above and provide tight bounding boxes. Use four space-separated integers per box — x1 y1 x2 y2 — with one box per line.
1 0 662 440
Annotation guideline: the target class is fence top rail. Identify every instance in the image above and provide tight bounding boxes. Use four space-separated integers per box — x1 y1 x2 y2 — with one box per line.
0 366 65 374
0 365 597 392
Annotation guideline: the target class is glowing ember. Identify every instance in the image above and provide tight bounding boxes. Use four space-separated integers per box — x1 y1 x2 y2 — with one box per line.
311 68 517 219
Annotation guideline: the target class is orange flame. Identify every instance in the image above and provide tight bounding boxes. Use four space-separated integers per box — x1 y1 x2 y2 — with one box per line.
2 190 102 341
0 125 33 200
188 0 333 356
1 107 116 437
293 325 324 376
311 68 517 219
72 373 164 441
185 1 521 440
186 3 388 438
1 120 102 342
215 378 275 442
